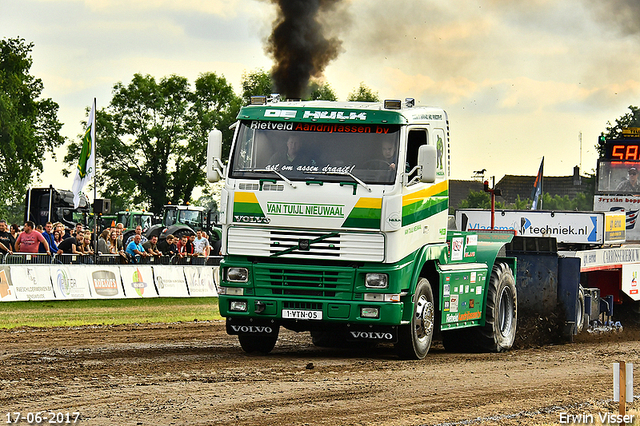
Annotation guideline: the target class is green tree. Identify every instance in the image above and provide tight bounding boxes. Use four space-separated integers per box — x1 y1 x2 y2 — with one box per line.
194 194 218 212
457 190 505 210
241 69 273 104
0 37 66 218
307 81 337 101
596 105 640 157
347 82 380 102
512 195 531 210
63 73 241 214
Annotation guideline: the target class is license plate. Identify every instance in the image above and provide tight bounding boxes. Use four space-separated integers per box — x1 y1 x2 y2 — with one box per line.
282 309 323 320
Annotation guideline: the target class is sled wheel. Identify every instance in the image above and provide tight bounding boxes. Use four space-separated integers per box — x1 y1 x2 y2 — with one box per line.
576 285 586 334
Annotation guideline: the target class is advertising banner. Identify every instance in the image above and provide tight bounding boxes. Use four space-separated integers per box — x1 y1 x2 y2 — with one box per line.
0 265 218 302
621 264 640 301
89 266 125 299
184 266 218 297
10 265 56 300
570 246 640 271
50 265 93 300
593 195 640 242
120 265 158 298
154 266 189 297
0 266 17 302
456 209 607 245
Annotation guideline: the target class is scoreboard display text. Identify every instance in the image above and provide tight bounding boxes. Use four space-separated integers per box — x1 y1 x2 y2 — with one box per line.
605 140 640 160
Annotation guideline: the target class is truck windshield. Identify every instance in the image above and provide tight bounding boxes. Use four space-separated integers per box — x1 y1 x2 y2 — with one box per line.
230 121 401 184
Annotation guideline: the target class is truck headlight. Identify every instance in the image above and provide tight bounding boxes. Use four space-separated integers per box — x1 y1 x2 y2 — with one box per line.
361 307 379 318
229 300 248 312
365 273 388 289
227 267 248 282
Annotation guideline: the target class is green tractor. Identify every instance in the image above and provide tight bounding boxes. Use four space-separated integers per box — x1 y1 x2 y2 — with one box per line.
145 204 221 242
118 210 157 243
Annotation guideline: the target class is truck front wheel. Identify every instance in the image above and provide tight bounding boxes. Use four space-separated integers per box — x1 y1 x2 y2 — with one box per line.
396 278 434 360
237 328 279 354
477 262 517 352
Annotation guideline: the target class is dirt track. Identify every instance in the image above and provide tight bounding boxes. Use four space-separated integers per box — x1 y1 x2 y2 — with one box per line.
0 321 638 426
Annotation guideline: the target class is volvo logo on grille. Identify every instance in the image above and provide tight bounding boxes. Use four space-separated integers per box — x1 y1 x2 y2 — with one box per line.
299 239 310 251
234 215 270 223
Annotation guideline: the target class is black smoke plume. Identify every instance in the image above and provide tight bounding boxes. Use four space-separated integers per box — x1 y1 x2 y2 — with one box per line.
265 0 343 99
585 0 640 35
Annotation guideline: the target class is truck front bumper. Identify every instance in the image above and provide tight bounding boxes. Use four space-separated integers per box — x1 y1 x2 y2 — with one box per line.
219 294 405 327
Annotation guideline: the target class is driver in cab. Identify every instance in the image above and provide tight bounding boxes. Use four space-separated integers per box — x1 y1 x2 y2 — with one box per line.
269 134 314 167
616 167 640 192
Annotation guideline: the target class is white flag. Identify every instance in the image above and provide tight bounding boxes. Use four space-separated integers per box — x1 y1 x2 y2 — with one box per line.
72 99 96 209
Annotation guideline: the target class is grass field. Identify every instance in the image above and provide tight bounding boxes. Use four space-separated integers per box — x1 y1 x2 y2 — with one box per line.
0 298 222 329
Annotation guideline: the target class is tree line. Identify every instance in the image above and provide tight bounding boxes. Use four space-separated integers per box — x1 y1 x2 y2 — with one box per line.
456 190 595 212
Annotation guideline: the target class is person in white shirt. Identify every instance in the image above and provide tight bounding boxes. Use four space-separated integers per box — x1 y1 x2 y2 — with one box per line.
193 229 210 257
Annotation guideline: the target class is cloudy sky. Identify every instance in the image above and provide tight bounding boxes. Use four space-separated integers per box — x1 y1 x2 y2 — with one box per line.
2 0 640 192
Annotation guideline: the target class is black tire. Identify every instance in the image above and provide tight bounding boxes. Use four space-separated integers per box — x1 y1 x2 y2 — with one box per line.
475 262 517 352
144 224 164 239
396 278 435 360
576 285 586 334
238 328 279 354
172 228 194 239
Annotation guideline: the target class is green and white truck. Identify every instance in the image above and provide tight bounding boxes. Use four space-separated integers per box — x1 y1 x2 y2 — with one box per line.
207 97 518 359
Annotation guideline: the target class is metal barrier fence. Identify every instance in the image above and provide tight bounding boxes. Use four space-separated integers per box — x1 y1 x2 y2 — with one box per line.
130 254 222 266
3 253 54 264
2 252 222 266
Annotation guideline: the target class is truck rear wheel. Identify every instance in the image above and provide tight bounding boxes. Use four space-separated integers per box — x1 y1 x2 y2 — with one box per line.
396 278 434 360
238 328 279 354
576 285 586 334
476 262 517 352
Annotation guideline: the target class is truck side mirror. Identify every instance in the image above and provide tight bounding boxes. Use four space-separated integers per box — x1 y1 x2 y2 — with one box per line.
207 129 224 182
417 144 437 183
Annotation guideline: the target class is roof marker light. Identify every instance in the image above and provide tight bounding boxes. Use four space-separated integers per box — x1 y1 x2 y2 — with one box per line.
250 96 267 105
384 99 402 110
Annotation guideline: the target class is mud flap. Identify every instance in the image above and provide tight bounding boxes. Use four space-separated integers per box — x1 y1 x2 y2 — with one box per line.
345 325 398 343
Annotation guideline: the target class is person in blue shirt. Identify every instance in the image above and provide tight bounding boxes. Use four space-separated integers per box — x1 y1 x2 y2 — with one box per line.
40 221 62 255
125 234 148 263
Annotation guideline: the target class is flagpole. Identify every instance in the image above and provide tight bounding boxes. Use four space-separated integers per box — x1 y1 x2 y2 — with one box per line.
92 98 98 263
540 159 544 210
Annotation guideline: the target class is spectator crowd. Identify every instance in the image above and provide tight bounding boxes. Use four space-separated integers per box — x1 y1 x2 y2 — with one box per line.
0 220 219 264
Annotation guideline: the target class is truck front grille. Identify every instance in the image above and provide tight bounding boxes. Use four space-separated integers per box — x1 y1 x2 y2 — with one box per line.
283 301 322 310
254 265 354 299
227 227 384 262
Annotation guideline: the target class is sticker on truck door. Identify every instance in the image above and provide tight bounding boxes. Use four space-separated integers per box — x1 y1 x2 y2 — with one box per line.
451 237 464 261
